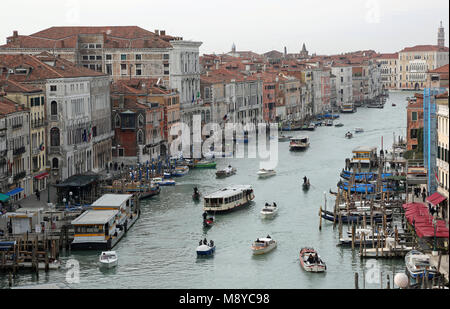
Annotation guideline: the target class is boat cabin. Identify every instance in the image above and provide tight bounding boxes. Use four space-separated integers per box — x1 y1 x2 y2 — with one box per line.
350 146 378 167
71 209 119 250
90 194 134 226
203 185 254 212
290 137 309 144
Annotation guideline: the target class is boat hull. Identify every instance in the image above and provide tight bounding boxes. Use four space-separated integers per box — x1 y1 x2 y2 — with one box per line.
252 242 277 255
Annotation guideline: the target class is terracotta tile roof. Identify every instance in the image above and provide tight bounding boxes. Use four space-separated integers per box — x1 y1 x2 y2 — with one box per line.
1 26 172 49
400 45 449 53
376 53 398 59
0 53 105 82
428 64 449 74
0 79 42 93
0 96 28 115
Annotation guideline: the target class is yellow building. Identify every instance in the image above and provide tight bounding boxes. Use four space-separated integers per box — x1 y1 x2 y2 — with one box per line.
1 80 48 193
397 45 449 90
376 53 398 90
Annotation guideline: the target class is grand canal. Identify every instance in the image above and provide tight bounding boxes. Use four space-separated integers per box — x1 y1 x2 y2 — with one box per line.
2 91 414 289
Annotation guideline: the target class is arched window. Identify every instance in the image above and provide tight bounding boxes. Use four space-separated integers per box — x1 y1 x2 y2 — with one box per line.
137 130 144 145
138 114 144 128
50 127 60 146
115 114 121 128
51 101 58 115
52 158 59 169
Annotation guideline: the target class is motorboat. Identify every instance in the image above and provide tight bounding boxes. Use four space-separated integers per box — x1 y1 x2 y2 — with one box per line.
194 160 217 169
152 177 176 186
257 168 276 178
354 128 364 133
251 237 277 255
345 132 353 139
302 182 310 191
196 241 216 256
278 134 293 142
171 165 189 177
335 123 344 127
300 248 326 272
99 251 118 268
260 203 278 219
216 166 237 178
405 250 438 280
325 119 333 126
289 137 310 151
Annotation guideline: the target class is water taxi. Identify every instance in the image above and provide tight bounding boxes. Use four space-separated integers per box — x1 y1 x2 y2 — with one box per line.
289 137 310 151
260 203 278 219
300 248 326 272
99 251 118 268
251 237 277 255
203 185 255 213
257 168 276 178
71 194 139 250
216 165 237 178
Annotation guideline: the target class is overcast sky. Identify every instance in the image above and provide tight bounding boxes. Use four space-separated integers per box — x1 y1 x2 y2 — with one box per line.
1 0 448 56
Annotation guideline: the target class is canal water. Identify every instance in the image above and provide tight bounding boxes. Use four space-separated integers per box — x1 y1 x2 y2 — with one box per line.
1 91 415 289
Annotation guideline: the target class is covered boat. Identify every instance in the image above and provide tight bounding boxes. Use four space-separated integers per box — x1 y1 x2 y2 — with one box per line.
251 237 277 255
300 248 326 272
99 251 118 268
203 185 255 213
289 137 310 151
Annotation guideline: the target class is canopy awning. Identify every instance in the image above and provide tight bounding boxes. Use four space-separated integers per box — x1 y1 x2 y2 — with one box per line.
34 172 49 180
403 202 449 238
426 192 447 206
0 193 10 203
6 188 24 196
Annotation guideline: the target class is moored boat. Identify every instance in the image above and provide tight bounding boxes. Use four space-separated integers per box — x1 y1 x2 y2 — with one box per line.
289 137 310 151
405 250 437 279
99 251 118 268
171 165 189 177
300 248 326 272
251 236 277 255
152 177 176 186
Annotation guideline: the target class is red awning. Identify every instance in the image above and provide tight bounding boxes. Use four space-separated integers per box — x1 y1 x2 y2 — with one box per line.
34 172 49 180
426 192 447 206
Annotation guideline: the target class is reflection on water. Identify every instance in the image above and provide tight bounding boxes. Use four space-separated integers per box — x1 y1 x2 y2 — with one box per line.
0 92 413 289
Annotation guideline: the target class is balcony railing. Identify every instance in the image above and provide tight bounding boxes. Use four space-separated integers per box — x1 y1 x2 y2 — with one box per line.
12 123 23 130
31 119 46 128
13 146 26 156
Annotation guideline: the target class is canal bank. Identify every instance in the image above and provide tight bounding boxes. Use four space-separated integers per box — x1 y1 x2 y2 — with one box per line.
1 91 413 289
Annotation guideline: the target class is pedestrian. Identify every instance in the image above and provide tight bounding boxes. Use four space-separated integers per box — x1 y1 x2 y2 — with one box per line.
422 191 426 203
35 189 40 201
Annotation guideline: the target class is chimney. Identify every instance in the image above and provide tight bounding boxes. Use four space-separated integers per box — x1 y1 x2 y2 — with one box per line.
155 30 160 36
160 30 166 36
13 31 18 38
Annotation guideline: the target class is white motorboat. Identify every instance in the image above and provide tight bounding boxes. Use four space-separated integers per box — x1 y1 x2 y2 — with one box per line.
99 251 118 268
257 168 276 178
405 250 438 279
300 248 326 272
152 177 176 186
260 203 278 219
251 237 277 255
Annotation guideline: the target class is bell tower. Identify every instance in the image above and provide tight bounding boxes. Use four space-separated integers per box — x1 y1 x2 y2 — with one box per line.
437 21 445 47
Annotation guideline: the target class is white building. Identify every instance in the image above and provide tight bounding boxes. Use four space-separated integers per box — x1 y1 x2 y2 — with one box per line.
331 64 353 106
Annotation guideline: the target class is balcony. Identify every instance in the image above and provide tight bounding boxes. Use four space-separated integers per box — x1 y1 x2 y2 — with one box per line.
13 146 26 156
12 123 23 130
31 119 46 128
